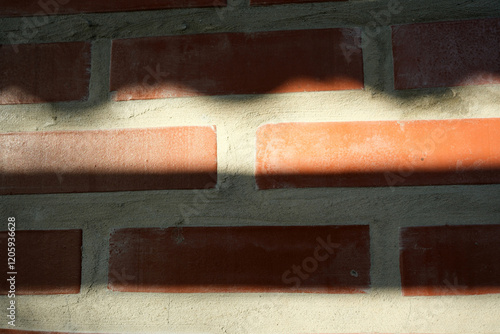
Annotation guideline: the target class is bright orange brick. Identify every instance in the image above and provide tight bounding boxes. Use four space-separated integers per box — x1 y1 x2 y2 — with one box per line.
256 119 500 188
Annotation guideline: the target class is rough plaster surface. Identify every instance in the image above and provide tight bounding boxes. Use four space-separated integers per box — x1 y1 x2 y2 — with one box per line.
0 0 500 333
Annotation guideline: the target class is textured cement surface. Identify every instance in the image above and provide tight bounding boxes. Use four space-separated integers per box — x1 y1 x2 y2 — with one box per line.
1 0 500 333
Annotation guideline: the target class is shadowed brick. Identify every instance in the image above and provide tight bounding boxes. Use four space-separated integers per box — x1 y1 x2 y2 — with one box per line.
0 0 222 17
400 225 500 296
110 29 363 100
0 230 82 295
392 18 500 89
109 226 370 293
0 42 91 104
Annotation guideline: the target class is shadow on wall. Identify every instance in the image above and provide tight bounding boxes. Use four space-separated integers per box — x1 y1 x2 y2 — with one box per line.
0 213 500 296
0 17 500 108
1 169 500 196
108 29 364 101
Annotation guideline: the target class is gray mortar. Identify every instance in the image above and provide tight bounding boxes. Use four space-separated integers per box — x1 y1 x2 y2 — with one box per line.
1 0 500 44
1 0 500 333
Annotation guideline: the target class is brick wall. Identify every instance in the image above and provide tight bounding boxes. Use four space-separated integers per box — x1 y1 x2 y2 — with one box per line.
0 0 499 333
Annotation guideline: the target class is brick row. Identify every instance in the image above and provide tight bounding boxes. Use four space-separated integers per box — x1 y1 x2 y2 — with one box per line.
2 224 497 296
108 224 500 295
2 118 499 193
2 18 499 105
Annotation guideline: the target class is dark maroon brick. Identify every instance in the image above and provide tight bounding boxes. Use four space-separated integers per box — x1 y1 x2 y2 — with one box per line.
0 0 222 17
109 225 371 293
400 225 500 296
392 18 500 89
0 230 82 295
0 42 90 104
110 29 364 100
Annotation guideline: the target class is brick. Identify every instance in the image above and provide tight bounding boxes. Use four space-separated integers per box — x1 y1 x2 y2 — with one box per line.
392 18 500 89
0 126 217 195
0 0 221 17
251 0 345 5
0 42 91 104
110 29 363 100
400 225 500 296
256 118 500 189
109 225 370 293
0 230 82 295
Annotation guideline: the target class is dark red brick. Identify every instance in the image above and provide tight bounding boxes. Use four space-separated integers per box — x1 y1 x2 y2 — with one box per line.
109 226 371 293
110 29 364 100
0 42 90 104
400 225 500 296
0 0 221 17
0 127 217 195
392 18 500 89
251 0 346 5
0 230 82 295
